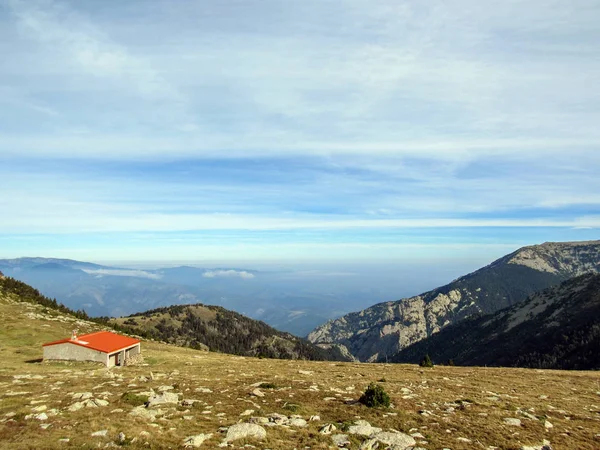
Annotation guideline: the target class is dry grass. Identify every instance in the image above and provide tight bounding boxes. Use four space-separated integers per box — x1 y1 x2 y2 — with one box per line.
1 294 599 449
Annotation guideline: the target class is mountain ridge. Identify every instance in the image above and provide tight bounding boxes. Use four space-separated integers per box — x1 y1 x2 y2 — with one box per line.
308 240 600 361
388 272 600 369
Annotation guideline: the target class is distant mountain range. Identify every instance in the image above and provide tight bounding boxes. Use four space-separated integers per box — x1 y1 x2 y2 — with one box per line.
0 257 394 336
308 241 600 362
389 273 600 370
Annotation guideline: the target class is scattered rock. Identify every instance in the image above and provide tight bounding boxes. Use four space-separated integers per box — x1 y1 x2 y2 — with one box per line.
129 406 164 421
289 418 308 427
224 423 267 442
347 420 382 437
520 442 553 450
67 398 109 412
147 392 179 407
194 387 212 393
544 420 553 429
504 418 522 427
331 434 351 447
320 424 337 435
117 432 126 443
249 417 270 425
250 389 265 398
91 430 108 437
298 370 314 375
183 433 213 447
359 438 380 450
25 412 48 421
240 409 254 416
372 431 416 447
72 392 93 400
309 415 320 421
520 411 538 421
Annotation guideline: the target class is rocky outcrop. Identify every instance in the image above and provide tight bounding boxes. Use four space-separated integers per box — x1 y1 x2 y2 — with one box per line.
506 241 600 275
308 241 600 361
223 423 267 443
390 273 600 369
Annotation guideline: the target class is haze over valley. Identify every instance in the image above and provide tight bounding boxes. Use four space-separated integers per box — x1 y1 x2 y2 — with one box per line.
0 256 486 336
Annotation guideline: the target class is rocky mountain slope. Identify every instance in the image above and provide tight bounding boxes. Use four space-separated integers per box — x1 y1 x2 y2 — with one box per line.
0 275 348 362
1 274 599 449
308 241 600 362
390 273 600 369
110 304 350 361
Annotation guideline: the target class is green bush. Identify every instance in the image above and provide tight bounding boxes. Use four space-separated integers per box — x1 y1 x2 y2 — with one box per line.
359 382 390 408
419 354 434 368
120 392 149 407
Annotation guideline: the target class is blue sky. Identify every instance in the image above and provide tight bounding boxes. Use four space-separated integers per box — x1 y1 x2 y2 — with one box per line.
0 0 599 263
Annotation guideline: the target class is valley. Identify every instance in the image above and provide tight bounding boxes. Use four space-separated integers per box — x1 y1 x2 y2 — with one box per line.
0 258 450 337
308 241 600 362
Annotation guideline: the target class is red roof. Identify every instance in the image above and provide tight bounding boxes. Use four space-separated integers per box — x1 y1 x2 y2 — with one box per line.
43 331 140 354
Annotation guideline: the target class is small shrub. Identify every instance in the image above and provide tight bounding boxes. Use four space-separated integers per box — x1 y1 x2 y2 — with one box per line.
258 382 277 389
359 382 390 408
120 392 149 407
419 354 434 368
378 377 386 382
447 359 455 366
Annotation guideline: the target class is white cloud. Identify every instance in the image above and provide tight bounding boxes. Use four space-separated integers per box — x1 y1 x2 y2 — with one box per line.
7 0 180 102
82 268 162 280
203 270 255 279
1 0 598 160
1 0 598 261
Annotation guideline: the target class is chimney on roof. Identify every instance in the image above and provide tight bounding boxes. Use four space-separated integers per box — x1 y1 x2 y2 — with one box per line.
71 330 78 340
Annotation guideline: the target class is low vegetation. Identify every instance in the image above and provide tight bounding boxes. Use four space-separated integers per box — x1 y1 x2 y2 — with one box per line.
359 382 390 408
419 354 434 368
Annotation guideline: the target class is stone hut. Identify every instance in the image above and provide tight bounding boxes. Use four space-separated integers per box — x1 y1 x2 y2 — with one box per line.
43 331 141 367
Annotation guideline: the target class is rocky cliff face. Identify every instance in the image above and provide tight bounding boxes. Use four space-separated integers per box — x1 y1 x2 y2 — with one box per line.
308 241 600 362
390 273 600 369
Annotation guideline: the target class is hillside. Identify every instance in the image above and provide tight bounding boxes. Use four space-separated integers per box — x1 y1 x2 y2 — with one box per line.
389 273 600 370
0 275 347 362
308 240 600 362
111 304 350 361
1 272 600 449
